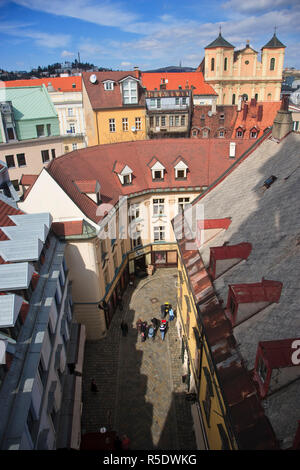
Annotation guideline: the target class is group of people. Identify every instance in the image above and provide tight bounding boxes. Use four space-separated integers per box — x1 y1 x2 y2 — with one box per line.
135 303 175 342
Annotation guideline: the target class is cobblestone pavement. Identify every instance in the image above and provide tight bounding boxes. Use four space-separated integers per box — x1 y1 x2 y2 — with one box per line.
81 268 196 450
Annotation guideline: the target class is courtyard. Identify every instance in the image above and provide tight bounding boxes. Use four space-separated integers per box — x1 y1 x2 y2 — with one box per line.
81 267 196 450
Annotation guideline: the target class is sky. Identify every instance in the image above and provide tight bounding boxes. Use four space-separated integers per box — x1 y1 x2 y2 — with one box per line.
0 0 299 72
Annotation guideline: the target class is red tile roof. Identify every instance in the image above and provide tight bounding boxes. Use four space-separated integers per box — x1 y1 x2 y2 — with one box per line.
234 101 281 138
20 175 38 186
191 105 238 138
51 220 83 237
3 76 82 92
74 180 99 193
82 71 145 109
141 72 217 96
45 138 253 224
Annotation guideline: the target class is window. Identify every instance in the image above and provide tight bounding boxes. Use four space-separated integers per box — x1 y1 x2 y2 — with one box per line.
236 129 243 138
153 198 165 216
7 128 15 140
211 58 215 71
149 116 154 127
250 129 257 139
255 93 258 101
153 169 163 180
17 153 26 167
154 226 165 241
72 143 77 151
123 174 131 185
135 117 141 130
109 118 116 132
202 366 214 427
192 129 198 137
175 115 180 126
133 234 142 248
224 57 227 71
155 116 160 127
161 116 166 127
104 81 114 90
219 130 224 138
267 93 272 101
175 167 187 179
182 97 187 105
5 155 15 168
178 197 190 213
150 98 156 108
293 121 299 131
122 79 138 104
11 179 19 191
156 98 161 109
181 115 186 126
202 129 209 138
175 97 180 106
129 203 140 221
41 150 50 163
69 124 75 134
270 58 275 71
122 118 128 131
36 125 44 137
232 94 236 105
51 149 56 159
67 108 73 116
169 116 174 127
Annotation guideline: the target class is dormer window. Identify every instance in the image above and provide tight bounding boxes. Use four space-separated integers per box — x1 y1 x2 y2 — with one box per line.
103 81 114 91
120 77 138 105
150 159 165 180
174 159 188 179
113 162 133 185
250 127 258 139
74 179 101 204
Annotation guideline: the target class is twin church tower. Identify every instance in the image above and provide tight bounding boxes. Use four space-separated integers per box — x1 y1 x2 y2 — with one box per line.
198 31 286 105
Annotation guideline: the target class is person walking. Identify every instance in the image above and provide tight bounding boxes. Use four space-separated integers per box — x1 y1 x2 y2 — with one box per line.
169 307 174 322
160 320 167 341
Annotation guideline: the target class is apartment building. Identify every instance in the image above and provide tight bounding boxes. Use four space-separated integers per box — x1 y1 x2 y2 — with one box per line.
0 199 85 450
82 70 146 146
4 76 86 153
0 85 65 187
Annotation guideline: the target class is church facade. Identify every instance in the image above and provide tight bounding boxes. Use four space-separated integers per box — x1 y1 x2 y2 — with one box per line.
200 32 286 105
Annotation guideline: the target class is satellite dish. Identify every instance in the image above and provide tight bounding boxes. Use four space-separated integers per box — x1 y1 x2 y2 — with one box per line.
131 126 136 132
207 110 212 117
89 74 97 84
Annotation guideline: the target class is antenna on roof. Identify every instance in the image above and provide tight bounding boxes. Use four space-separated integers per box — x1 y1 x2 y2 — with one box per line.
219 25 222 35
274 25 277 35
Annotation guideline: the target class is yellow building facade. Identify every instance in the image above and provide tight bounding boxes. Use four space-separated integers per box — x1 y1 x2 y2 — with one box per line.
203 32 286 105
93 108 146 145
176 251 237 450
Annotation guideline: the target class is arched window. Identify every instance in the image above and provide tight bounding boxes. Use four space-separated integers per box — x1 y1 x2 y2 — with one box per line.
211 58 215 71
255 93 258 101
224 57 227 71
232 94 236 105
270 58 275 71
242 93 248 102
267 93 272 101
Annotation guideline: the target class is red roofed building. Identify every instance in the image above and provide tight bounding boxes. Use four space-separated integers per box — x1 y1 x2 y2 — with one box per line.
19 136 267 340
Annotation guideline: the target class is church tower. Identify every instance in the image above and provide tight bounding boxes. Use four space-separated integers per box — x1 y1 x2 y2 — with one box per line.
261 32 286 101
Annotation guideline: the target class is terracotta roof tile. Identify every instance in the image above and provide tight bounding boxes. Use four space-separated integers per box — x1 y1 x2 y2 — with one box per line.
51 220 83 237
141 72 217 96
82 71 145 109
45 138 253 224
4 76 82 92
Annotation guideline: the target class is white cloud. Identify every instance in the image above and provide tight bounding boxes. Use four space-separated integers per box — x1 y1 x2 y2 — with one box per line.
61 50 75 58
222 0 298 13
0 20 71 48
13 0 139 29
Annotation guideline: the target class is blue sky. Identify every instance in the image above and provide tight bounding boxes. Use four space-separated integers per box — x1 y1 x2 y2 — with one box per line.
0 0 299 71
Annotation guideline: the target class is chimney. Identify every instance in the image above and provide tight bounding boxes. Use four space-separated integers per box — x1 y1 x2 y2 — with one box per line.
134 66 140 79
237 95 242 111
272 96 293 140
211 98 217 114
